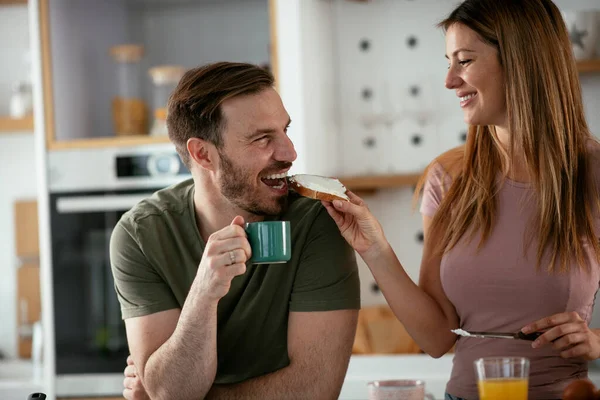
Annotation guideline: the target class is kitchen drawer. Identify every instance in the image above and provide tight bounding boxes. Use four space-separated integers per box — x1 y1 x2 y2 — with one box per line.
14 200 39 259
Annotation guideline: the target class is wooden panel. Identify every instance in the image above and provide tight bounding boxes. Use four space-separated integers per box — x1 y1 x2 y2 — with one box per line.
14 200 39 258
340 173 423 191
0 0 27 5
268 0 278 90
0 115 34 132
39 0 56 149
47 135 171 150
578 59 600 73
352 305 421 354
17 264 40 358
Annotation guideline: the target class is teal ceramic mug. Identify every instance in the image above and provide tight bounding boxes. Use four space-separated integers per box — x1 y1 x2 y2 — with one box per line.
245 221 291 264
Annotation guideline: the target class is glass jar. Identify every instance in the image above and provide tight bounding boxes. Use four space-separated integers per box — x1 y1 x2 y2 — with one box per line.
148 65 186 126
150 108 168 137
109 44 148 136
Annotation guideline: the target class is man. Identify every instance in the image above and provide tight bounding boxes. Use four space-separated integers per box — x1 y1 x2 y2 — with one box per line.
110 61 361 400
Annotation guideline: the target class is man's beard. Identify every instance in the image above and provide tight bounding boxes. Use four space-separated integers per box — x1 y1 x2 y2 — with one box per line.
218 150 289 217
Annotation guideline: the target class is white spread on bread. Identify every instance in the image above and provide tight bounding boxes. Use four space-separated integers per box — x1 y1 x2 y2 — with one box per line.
451 329 472 337
288 174 350 200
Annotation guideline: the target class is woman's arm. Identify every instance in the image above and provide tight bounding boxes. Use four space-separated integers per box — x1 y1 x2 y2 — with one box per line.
322 195 459 357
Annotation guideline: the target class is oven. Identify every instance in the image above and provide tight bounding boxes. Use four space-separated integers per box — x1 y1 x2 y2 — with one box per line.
47 145 190 395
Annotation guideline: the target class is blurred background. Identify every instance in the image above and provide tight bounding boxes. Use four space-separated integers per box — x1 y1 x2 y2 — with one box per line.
0 0 599 399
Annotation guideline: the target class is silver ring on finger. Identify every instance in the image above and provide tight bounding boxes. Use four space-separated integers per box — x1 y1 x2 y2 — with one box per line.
228 250 236 265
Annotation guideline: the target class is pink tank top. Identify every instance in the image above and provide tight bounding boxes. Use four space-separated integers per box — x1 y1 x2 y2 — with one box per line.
420 157 600 399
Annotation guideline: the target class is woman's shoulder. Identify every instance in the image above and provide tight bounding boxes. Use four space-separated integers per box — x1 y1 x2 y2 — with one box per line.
428 145 465 181
586 137 600 166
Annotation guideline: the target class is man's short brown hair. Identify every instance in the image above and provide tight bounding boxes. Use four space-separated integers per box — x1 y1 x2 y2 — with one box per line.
167 62 275 167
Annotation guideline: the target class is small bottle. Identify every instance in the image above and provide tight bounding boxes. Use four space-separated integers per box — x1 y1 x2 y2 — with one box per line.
150 108 168 137
148 65 185 136
9 81 33 119
109 44 148 136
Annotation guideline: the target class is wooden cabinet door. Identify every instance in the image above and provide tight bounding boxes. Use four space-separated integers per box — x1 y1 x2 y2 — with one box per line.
14 200 39 258
14 199 40 358
16 263 40 358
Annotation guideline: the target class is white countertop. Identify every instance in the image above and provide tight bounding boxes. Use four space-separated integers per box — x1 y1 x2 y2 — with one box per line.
340 354 453 399
3 355 600 400
1 354 455 399
0 359 43 400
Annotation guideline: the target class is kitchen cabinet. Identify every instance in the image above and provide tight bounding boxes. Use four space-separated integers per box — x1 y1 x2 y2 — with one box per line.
37 0 273 150
14 200 39 258
31 1 600 188
32 0 427 191
16 264 40 358
14 200 41 359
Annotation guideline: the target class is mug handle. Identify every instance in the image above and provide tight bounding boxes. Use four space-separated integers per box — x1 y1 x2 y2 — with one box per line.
425 393 435 400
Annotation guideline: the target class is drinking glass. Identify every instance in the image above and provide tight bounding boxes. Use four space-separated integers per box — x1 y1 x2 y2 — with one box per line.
474 357 530 400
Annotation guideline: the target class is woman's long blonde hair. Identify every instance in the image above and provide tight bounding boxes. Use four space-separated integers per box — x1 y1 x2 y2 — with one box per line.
416 0 600 272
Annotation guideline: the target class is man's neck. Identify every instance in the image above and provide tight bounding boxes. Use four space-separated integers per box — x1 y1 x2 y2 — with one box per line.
192 181 263 243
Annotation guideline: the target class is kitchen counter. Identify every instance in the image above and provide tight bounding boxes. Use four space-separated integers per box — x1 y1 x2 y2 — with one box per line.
340 354 453 399
0 359 42 400
342 355 600 399
2 354 454 399
4 355 600 400
49 355 450 399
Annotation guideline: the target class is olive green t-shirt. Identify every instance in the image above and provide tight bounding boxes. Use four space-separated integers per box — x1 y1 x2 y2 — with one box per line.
109 178 360 384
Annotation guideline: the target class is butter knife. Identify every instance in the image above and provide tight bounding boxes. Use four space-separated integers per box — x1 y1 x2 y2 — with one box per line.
451 329 543 341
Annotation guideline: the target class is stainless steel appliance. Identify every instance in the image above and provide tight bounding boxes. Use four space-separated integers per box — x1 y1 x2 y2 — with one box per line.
47 144 190 396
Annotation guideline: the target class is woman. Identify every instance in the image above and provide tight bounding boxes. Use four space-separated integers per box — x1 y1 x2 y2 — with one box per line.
324 0 600 399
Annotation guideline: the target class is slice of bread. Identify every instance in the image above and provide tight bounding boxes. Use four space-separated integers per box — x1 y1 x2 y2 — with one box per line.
288 174 350 202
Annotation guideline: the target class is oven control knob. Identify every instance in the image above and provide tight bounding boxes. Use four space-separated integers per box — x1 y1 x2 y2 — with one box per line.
147 153 180 176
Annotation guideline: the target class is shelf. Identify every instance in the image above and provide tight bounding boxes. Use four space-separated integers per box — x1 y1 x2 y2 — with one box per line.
577 59 600 73
0 0 27 5
47 135 171 150
340 172 423 193
0 115 34 132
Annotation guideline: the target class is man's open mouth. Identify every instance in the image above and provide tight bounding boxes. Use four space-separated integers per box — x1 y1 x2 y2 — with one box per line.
261 173 288 190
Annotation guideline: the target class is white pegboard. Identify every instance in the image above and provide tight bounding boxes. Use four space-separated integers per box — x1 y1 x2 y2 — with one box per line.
330 0 461 306
357 187 425 306
318 0 600 310
333 0 463 175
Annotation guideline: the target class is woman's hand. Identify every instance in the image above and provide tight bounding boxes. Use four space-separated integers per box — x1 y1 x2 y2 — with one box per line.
321 191 387 257
522 312 600 360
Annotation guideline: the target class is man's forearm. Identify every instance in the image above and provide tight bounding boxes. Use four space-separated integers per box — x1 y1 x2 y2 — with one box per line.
144 293 219 400
205 357 345 400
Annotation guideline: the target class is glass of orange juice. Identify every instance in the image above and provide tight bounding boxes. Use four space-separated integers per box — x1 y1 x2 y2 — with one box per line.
474 357 530 400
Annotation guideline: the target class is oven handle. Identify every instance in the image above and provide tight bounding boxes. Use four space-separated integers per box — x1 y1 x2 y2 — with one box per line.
56 193 154 214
